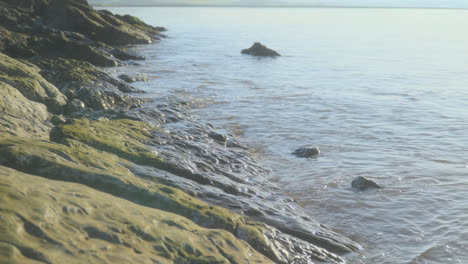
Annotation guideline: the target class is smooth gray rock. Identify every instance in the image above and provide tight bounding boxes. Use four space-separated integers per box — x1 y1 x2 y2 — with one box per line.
351 176 382 191
292 146 320 158
241 42 280 57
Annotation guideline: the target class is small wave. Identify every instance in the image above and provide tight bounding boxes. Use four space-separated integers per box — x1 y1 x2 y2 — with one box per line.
154 70 177 74
430 159 455 164
409 240 468 264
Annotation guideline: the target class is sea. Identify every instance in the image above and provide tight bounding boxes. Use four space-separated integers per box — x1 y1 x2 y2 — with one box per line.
101 6 468 264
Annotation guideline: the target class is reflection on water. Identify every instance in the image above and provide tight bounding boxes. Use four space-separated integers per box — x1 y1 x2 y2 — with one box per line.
104 6 468 263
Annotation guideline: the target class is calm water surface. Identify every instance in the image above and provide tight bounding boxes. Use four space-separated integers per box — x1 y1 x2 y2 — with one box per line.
103 6 468 263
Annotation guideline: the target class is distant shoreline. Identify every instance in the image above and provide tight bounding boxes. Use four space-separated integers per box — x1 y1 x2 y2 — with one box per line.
92 4 468 10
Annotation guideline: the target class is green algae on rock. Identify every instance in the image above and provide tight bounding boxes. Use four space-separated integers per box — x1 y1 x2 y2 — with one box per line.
50 118 161 165
0 136 244 233
0 166 274 264
0 53 67 113
0 82 51 139
0 135 346 263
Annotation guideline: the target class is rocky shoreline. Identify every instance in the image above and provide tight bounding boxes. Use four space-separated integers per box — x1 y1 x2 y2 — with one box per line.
0 1 359 263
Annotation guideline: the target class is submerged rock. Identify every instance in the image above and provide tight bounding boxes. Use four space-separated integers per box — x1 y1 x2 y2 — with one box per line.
351 176 382 191
241 42 281 57
293 146 321 158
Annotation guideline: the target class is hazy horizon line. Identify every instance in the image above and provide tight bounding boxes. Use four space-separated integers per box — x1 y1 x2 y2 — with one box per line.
92 3 468 10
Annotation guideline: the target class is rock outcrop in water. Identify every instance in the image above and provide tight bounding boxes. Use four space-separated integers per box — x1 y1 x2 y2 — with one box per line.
0 1 359 263
119 73 149 83
351 176 382 191
241 42 281 57
293 146 321 158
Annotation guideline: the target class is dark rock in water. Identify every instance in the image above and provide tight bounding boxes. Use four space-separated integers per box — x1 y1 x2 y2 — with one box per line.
119 74 136 83
208 131 229 144
112 48 145 61
351 176 382 191
241 42 280 57
292 146 320 158
118 74 149 84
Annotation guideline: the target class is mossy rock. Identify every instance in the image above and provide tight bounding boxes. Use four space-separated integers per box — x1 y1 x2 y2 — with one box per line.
0 136 244 233
30 32 118 67
0 166 274 264
0 81 51 139
0 52 67 113
31 58 142 111
0 134 346 263
51 118 161 165
33 58 102 86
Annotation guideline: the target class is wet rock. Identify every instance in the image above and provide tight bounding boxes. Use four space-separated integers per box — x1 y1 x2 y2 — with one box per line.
122 100 361 255
118 74 135 83
118 74 149 83
208 131 229 144
292 146 320 158
112 48 145 61
241 42 281 57
31 58 144 111
236 222 345 264
351 176 382 191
